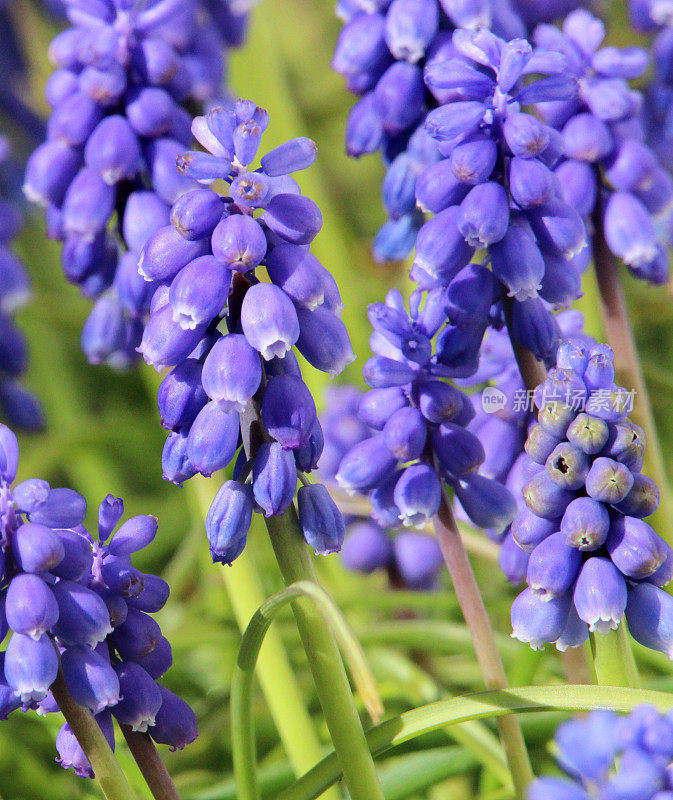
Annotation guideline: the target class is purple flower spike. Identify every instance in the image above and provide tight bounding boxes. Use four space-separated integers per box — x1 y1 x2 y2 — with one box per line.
112 662 162 733
5 574 59 641
150 685 198 751
252 443 297 517
262 375 317 450
4 632 59 704
297 484 345 555
61 645 121 714
206 480 253 565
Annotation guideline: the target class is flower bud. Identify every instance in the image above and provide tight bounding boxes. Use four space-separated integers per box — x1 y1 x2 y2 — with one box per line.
525 424 563 464
168 256 231 330
499 531 530 585
84 116 140 184
573 557 627 634
62 167 115 239
252 443 297 517
133 636 173 680
458 182 509 247
393 463 441 526
110 607 162 661
61 645 121 714
490 224 545 302
12 522 65 573
265 244 327 310
394 532 443 590
511 587 570 650
0 425 19 482
523 471 576 519
127 574 170 614
566 413 609 454
358 387 408 429
23 140 82 207
112 662 162 732
162 430 197 486
625 583 673 658
107 515 158 557
5 633 58 704
336 434 397 493
139 225 210 283
614 474 660 518
137 304 207 370
383 407 427 462
150 685 198 751
52 580 113 647
607 516 669 578
262 194 323 245
561 497 610 550
297 484 345 555
415 381 464 424
241 282 299 360
527 532 582 600
503 112 550 158
206 480 253 565
295 306 356 376
511 507 558 553
158 359 208 431
585 457 634 503
261 137 318 177
170 189 224 242
5 574 58 641
186 402 240 477
412 206 474 284
262 374 317 450
545 442 590 490
432 422 485 477
604 192 659 267
454 473 518 531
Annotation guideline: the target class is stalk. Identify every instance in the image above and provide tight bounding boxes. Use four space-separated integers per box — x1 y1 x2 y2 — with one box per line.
237 389 385 800
591 194 673 533
590 626 639 688
50 668 136 800
263 509 386 800
433 494 533 800
120 727 181 800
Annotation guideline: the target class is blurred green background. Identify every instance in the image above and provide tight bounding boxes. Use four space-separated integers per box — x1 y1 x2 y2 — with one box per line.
2 1 673 799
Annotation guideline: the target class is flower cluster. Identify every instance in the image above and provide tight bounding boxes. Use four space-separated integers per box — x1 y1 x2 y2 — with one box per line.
23 0 249 368
533 9 672 284
335 288 518 540
529 705 673 800
460 310 591 584
138 100 354 563
331 0 584 261
509 338 673 657
320 386 444 590
0 425 196 778
0 137 43 430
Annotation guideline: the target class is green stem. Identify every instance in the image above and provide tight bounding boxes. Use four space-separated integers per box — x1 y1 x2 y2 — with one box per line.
120 727 181 800
433 493 533 800
50 668 136 800
232 580 382 800
591 194 673 537
264 508 386 800
189 477 340 799
590 626 640 688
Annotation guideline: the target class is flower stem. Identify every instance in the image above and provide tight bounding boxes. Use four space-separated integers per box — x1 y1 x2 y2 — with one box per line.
263 507 386 800
433 493 533 800
120 727 181 800
589 626 640 688
50 668 136 800
591 196 673 535
189 477 341 799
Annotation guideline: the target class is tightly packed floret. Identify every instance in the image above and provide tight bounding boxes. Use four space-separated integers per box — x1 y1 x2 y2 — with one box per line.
0 425 196 778
320 386 444 590
509 338 672 657
529 705 673 800
331 0 584 260
23 0 249 367
0 138 43 430
460 311 591 584
138 99 354 563
533 9 672 284
335 288 518 540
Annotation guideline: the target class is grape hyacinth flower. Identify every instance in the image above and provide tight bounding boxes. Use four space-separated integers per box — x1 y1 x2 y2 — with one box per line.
138 99 354 563
529 705 673 800
24 0 250 368
0 425 196 776
459 310 592 584
319 386 444 590
0 137 43 430
508 338 673 657
331 1 585 261
334 288 518 552
532 8 672 284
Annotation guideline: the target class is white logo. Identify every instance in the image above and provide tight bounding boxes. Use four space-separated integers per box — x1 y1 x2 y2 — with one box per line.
481 387 507 414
